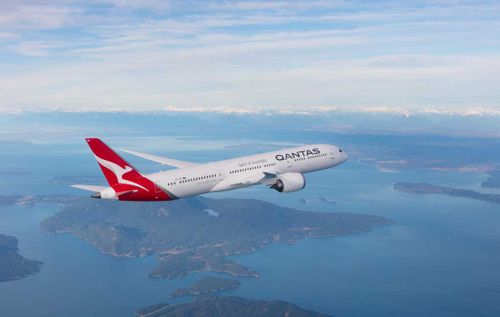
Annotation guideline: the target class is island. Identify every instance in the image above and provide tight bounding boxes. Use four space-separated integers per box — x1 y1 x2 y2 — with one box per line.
394 182 500 204
42 196 391 279
136 296 330 317
0 233 43 282
482 170 500 189
170 276 241 297
299 196 337 205
0 194 80 207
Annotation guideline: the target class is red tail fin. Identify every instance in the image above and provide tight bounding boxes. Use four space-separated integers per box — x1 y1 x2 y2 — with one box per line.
85 138 142 186
84 138 172 201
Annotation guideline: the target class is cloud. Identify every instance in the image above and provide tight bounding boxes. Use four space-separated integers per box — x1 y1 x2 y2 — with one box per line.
0 3 77 30
9 41 55 56
0 0 499 111
95 0 172 11
203 208 220 217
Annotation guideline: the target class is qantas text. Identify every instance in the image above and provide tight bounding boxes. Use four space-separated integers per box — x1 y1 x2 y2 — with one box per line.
275 148 320 161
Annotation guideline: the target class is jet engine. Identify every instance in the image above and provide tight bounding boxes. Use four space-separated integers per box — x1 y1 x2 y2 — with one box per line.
270 172 306 192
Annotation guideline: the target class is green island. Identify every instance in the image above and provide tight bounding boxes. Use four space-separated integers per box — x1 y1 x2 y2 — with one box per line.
170 276 241 297
394 182 500 204
136 295 330 317
0 233 43 282
41 196 391 279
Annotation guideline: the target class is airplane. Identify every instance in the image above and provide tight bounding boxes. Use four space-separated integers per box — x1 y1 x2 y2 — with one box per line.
71 138 348 201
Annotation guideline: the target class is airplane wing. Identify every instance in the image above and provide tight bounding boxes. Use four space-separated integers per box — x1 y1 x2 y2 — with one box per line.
71 184 107 192
121 149 199 168
229 171 277 186
211 171 276 191
259 172 278 185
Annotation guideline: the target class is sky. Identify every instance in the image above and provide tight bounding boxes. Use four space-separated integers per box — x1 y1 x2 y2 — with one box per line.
1 0 499 112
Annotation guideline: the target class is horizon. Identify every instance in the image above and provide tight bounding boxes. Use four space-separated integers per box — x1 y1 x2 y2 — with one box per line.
2 110 500 139
2 106 500 117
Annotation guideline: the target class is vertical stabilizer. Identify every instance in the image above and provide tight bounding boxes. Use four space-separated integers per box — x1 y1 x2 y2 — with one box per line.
84 138 172 201
85 138 144 187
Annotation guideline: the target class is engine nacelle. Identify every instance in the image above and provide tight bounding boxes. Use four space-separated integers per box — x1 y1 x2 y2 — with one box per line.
270 172 306 192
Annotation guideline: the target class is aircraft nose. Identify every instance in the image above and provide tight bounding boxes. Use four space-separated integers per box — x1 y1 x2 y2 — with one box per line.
338 152 347 164
341 151 348 162
337 147 347 163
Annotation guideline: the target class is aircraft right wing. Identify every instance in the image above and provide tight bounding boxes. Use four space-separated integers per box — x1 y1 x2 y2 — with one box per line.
211 171 277 192
121 149 199 169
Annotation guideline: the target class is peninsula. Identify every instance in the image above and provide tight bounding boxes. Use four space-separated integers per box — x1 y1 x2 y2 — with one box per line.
42 196 391 279
136 295 330 317
0 233 43 282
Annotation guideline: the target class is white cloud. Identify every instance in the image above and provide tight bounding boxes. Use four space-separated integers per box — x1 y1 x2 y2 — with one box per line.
0 0 499 111
9 41 55 56
0 4 77 30
94 0 172 11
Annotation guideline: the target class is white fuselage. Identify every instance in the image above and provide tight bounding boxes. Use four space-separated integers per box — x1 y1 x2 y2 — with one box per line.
147 144 347 199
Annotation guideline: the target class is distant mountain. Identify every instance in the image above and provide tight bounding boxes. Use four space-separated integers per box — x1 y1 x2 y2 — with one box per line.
42 197 391 279
0 234 42 282
136 296 330 317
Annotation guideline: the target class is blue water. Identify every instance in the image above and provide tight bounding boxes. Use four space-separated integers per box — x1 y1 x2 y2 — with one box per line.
1 134 500 316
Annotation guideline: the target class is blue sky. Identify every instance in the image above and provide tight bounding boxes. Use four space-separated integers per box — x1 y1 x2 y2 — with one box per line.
1 0 499 112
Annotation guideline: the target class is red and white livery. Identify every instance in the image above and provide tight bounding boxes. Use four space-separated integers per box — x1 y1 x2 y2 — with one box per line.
72 138 348 201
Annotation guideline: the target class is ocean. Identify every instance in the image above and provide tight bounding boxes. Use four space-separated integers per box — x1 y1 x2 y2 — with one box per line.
0 113 499 316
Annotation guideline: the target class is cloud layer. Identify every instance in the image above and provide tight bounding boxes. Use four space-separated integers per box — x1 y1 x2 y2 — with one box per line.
1 0 499 111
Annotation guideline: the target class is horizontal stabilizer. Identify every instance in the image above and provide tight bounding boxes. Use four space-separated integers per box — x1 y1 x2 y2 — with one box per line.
71 184 107 192
121 149 199 168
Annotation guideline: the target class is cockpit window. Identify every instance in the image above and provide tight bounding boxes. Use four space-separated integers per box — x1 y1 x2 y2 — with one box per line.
339 148 343 153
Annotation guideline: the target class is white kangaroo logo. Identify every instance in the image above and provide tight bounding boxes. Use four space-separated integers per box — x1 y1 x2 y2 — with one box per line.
94 155 149 192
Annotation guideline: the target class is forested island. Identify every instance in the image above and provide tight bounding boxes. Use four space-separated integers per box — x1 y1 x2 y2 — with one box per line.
0 233 42 282
42 196 391 279
136 296 330 317
394 182 500 204
170 276 241 297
